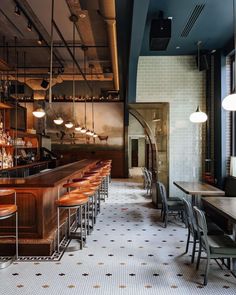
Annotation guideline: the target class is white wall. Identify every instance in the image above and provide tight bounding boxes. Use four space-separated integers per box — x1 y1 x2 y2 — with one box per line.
136 56 206 197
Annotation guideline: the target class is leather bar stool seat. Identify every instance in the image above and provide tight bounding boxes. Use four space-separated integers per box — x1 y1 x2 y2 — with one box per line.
56 194 88 207
0 205 17 218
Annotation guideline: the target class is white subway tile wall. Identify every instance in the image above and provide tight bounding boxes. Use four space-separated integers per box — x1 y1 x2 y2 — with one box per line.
137 56 206 197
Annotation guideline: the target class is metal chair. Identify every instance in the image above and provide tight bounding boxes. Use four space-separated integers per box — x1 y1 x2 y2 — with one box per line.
0 189 18 268
157 181 184 227
143 168 152 195
183 198 224 263
193 206 236 285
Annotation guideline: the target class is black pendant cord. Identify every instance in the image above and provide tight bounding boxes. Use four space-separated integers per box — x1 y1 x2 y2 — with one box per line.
91 66 94 133
84 48 87 129
232 0 236 156
72 21 75 122
23 51 26 109
14 37 18 166
49 0 54 108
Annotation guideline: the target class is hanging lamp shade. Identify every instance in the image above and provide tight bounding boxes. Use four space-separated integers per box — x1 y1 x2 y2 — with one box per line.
53 117 64 125
75 125 82 131
222 0 236 110
80 127 87 133
33 107 45 118
189 106 208 123
222 93 236 111
86 129 92 136
65 121 74 129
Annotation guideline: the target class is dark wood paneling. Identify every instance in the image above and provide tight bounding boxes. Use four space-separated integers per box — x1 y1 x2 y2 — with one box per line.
0 160 98 255
55 150 124 178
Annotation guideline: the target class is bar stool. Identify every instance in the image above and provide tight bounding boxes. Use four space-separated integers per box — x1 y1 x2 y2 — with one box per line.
0 189 18 269
67 187 96 234
55 193 88 251
86 167 107 201
66 177 101 225
75 174 103 213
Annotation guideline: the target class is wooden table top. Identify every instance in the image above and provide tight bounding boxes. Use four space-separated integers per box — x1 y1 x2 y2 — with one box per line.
173 181 225 196
0 159 98 188
202 197 236 224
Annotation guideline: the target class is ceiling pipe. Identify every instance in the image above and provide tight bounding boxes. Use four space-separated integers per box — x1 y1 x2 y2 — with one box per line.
98 0 119 91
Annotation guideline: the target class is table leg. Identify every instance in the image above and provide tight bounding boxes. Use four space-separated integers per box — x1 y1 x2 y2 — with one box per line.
232 224 236 272
192 195 196 206
191 194 202 208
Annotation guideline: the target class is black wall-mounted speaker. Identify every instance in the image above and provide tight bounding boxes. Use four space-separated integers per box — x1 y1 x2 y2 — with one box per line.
149 19 171 51
196 52 210 71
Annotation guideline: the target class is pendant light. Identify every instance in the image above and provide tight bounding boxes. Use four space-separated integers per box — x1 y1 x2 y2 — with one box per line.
80 46 89 134
75 125 82 131
189 106 208 123
65 15 78 129
53 117 63 125
89 63 98 139
80 127 87 133
65 121 74 128
189 41 208 123
222 0 236 110
33 0 54 120
33 107 46 118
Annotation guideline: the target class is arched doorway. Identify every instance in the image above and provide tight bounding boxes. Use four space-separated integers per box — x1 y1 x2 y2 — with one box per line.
128 103 169 206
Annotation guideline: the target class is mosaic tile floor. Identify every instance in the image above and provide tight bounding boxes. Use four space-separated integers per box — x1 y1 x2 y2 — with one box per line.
0 179 236 295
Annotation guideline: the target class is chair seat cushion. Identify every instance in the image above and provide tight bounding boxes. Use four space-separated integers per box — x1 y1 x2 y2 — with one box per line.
0 204 17 218
167 200 184 209
168 197 182 201
208 235 236 255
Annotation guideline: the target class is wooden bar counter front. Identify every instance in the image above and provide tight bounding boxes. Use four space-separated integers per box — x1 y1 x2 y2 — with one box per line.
0 159 98 256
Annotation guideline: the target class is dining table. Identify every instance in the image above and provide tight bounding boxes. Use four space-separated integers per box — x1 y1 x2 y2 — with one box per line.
202 197 236 272
173 181 225 206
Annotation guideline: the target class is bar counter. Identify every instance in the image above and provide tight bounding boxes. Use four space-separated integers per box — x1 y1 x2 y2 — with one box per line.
0 159 98 256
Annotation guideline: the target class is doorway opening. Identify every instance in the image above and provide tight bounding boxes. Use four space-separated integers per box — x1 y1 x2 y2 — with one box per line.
128 103 169 206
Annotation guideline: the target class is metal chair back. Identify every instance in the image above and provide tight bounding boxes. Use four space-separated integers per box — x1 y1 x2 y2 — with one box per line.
193 206 210 255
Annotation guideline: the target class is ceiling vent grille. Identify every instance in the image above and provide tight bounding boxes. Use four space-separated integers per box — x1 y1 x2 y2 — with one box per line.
181 4 205 37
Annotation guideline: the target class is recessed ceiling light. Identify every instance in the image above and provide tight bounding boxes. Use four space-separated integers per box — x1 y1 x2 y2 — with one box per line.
176 46 180 49
211 49 216 53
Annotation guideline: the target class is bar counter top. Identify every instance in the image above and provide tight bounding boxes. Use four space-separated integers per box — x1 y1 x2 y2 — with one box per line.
0 159 96 187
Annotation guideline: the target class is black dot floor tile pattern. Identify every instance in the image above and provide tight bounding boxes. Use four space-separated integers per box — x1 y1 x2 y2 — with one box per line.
1 179 236 294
